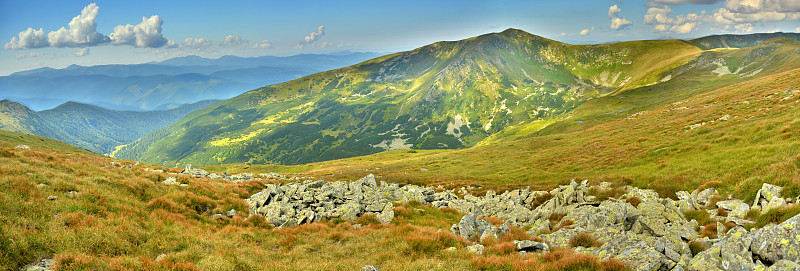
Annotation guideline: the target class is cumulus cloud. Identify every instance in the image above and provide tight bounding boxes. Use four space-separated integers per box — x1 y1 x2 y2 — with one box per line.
644 0 800 34
4 28 48 50
560 32 567 37
15 52 41 59
4 3 171 50
580 27 595 35
183 37 211 48
164 40 179 49
303 25 326 44
46 3 109 48
73 47 89 57
109 15 168 48
222 34 244 47
251 40 273 49
644 5 704 33
796 26 800 32
609 5 633 30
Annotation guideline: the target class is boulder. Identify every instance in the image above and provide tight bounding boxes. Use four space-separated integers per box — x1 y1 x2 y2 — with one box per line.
753 184 783 211
766 260 800 271
614 241 672 271
363 266 380 271
163 177 180 185
514 240 549 253
466 244 484 255
750 213 800 264
15 144 30 150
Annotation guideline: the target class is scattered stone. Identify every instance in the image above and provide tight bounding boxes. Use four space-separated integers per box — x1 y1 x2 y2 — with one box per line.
154 254 167 262
67 191 78 198
15 144 30 150
514 240 549 253
466 244 485 255
163 177 180 185
753 183 783 211
37 183 47 188
225 209 237 217
362 265 380 271
19 258 53 271
47 195 56 201
210 214 225 220
443 247 457 252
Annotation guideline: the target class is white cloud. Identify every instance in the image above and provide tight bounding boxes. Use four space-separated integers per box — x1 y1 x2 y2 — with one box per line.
644 5 704 33
609 5 633 30
796 26 800 32
164 40 179 49
109 15 168 48
303 25 326 44
644 0 800 34
580 27 595 35
251 40 273 49
73 47 89 57
47 3 109 48
4 28 48 50
183 38 211 48
222 34 244 47
15 52 41 59
734 23 754 32
4 3 171 50
560 32 567 37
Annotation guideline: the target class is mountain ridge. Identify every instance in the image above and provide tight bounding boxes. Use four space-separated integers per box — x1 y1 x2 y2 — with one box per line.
113 29 800 167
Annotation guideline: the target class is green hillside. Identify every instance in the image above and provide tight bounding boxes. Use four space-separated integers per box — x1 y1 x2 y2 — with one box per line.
115 29 706 166
0 100 217 154
0 130 95 155
210 38 800 201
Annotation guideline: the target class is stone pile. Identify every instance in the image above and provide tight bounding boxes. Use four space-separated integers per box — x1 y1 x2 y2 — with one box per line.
180 164 293 183
246 175 800 270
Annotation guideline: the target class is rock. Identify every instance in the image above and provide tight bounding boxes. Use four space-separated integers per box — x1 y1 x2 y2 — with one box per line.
377 209 394 224
47 195 56 201
766 260 800 271
163 177 180 185
181 164 209 178
19 258 54 271
210 214 225 220
753 184 783 210
15 144 30 150
456 214 479 239
614 241 671 271
514 240 549 253
363 266 380 271
225 209 237 217
67 191 78 198
37 183 47 188
750 213 800 264
763 197 787 212
695 188 719 208
466 244 484 255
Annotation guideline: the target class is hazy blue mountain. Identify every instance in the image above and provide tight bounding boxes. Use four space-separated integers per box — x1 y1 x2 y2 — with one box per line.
1 52 381 111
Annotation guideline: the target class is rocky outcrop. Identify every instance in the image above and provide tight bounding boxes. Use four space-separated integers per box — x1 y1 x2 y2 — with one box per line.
246 174 800 270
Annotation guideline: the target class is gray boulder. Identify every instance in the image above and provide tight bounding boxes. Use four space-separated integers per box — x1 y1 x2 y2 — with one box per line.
514 240 549 253
750 213 800 264
466 244 484 255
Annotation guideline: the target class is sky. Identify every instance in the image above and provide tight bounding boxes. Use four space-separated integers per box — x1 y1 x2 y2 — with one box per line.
1 0 799 75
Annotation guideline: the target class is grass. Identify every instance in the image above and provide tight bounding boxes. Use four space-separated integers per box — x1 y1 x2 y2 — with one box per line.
1 136 631 270
568 233 602 248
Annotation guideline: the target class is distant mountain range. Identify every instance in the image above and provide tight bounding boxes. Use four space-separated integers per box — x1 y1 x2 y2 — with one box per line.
0 52 382 111
0 99 218 154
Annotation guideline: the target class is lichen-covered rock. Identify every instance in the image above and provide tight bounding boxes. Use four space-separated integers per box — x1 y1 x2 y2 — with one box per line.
750 213 800 264
753 184 783 211
466 244 484 255
694 188 719 208
541 227 587 248
163 177 180 185
765 260 800 271
614 241 672 271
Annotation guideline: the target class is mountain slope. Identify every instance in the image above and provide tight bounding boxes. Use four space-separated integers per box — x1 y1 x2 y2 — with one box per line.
115 29 711 166
689 32 800 50
0 100 217 154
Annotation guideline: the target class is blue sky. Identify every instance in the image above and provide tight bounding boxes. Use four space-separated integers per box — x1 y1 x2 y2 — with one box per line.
1 0 799 75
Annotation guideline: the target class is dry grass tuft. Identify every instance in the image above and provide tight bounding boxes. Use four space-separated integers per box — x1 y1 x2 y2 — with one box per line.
569 232 601 248
625 196 641 207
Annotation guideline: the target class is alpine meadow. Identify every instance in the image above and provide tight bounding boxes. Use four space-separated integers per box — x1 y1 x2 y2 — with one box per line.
2 1 800 271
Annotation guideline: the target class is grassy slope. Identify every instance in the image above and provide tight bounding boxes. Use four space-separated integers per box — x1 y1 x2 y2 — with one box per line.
0 130 95 155
208 40 800 202
1 131 623 271
116 29 702 167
